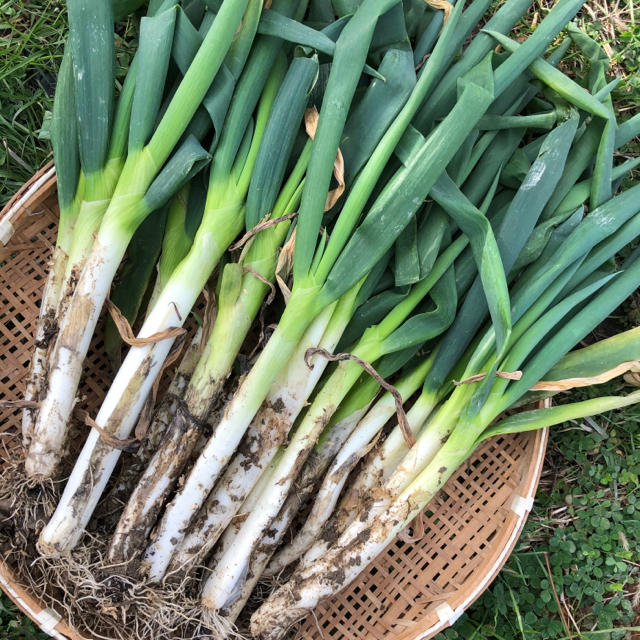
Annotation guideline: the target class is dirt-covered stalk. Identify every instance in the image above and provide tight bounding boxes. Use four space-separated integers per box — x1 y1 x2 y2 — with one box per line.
165 303 338 577
143 284 361 581
108 202 301 564
107 326 203 559
22 45 82 443
266 356 434 575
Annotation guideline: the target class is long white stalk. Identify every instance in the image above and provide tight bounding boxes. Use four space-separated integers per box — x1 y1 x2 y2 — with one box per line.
201 326 376 611
22 246 70 445
216 497 297 625
26 219 134 480
250 438 463 640
253 388 640 639
107 327 203 561
107 272 247 563
140 289 323 578
332 388 439 520
265 356 433 575
165 304 336 577
301 386 443 566
38 213 239 555
26 0 251 480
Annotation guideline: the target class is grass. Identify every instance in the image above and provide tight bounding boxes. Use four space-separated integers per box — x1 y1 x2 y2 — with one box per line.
0 1 638 639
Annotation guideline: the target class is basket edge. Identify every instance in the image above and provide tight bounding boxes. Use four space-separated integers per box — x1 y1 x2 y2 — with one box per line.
408 427 549 640
0 558 84 640
0 161 56 245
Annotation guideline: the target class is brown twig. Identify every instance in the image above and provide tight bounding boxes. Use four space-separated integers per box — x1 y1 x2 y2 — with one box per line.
229 212 298 252
0 399 40 409
243 267 277 305
106 299 186 347
544 551 573 640
79 411 140 453
453 370 523 385
304 348 416 448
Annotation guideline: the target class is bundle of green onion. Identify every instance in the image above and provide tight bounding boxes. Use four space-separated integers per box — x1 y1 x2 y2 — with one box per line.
18 0 640 637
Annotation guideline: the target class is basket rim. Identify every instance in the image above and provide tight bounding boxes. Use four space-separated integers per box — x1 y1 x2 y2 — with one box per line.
0 165 549 640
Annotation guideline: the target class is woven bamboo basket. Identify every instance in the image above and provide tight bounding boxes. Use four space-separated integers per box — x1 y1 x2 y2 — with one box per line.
0 164 548 640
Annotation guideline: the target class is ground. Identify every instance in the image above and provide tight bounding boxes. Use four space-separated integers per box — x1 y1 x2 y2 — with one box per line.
0 0 639 639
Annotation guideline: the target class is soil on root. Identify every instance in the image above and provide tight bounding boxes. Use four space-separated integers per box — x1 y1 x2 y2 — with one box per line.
0 459 227 640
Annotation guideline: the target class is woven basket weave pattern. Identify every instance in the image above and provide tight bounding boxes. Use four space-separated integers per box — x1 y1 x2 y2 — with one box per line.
0 166 547 640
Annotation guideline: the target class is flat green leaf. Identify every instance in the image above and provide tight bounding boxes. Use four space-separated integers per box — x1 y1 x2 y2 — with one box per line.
479 389 640 444
494 265 640 415
293 0 400 281
113 0 148 20
338 286 411 350
381 265 457 353
68 0 115 175
51 44 79 212
491 0 586 96
258 9 337 55
156 179 207 292
321 54 496 304
616 113 640 148
487 31 611 119
129 7 178 151
431 171 511 358
147 0 251 168
245 54 319 228
143 135 211 213
413 0 532 130
422 113 579 398
341 47 416 184
394 215 421 286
